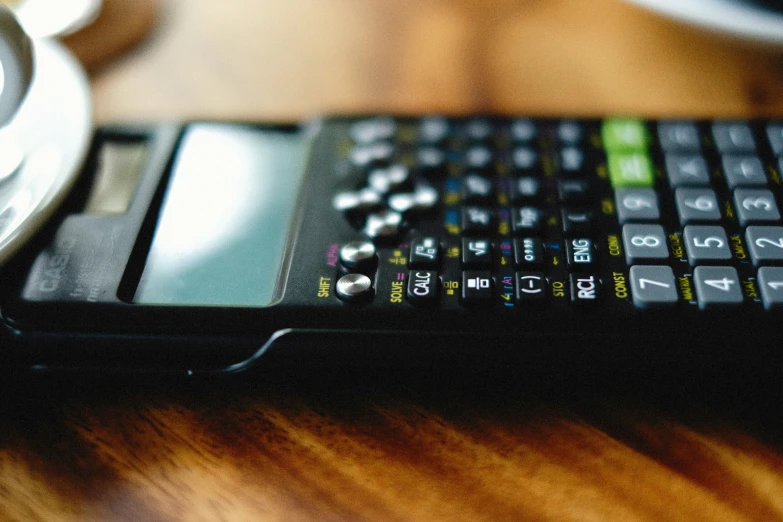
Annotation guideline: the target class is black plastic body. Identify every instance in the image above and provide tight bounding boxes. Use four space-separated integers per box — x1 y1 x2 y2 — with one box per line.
0 118 780 376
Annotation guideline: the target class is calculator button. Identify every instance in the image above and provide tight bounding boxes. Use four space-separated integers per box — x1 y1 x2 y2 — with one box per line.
418 116 450 144
608 153 655 188
569 274 600 304
465 145 494 171
462 271 493 303
665 154 710 187
510 176 541 202
629 265 678 309
559 147 585 173
511 147 539 173
364 210 403 239
462 174 494 203
368 164 411 194
350 142 394 169
409 237 441 268
658 121 701 152
339 241 377 270
516 272 546 302
602 119 649 152
745 226 783 266
335 273 374 302
387 193 417 214
756 267 783 310
407 270 439 305
332 188 382 214
683 225 731 266
412 185 438 210
465 119 493 142
389 185 438 214
558 121 583 144
622 224 669 265
462 238 493 268
675 188 721 225
766 123 783 155
566 238 595 269
693 266 743 310
510 119 537 143
712 122 756 153
462 206 494 234
561 209 593 235
415 147 448 178
351 117 397 144
734 189 780 226
513 237 543 267
512 206 542 234
722 156 767 189
558 179 591 203
615 188 660 223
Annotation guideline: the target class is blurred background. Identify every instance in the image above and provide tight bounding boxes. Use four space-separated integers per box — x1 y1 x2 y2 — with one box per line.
56 0 783 123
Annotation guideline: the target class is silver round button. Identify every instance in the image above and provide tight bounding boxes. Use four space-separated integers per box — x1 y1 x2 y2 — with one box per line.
340 241 376 269
335 273 373 302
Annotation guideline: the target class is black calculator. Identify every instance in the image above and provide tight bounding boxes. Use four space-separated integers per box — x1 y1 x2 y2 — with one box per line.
2 116 782 374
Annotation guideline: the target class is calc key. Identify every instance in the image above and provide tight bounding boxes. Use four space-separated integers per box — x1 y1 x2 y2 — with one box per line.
630 265 678 309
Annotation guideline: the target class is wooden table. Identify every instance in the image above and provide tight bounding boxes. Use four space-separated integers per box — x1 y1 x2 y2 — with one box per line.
4 0 783 519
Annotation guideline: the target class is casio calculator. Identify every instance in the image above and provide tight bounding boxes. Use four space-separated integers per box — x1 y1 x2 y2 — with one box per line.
1 116 782 374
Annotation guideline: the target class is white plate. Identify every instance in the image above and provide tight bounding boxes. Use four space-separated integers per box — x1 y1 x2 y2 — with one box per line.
0 38 92 265
4 0 101 37
625 0 783 46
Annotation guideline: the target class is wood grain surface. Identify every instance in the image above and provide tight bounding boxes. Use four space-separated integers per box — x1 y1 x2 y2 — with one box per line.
3 0 783 520
63 0 158 70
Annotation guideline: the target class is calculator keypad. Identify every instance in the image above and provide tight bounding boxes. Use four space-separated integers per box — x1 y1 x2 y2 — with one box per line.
330 116 783 313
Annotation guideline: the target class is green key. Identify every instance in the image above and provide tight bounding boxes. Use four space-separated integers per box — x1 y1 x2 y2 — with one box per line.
608 153 655 188
602 118 649 152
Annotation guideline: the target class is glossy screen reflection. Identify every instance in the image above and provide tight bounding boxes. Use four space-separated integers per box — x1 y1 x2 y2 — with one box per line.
134 124 305 306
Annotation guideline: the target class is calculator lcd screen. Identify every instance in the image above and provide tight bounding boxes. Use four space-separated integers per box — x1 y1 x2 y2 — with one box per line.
134 124 306 306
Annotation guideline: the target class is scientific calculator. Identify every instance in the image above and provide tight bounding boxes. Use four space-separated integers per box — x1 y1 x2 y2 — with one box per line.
2 116 782 374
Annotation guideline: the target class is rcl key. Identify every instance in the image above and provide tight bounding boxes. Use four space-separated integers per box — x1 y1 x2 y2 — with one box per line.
570 274 600 304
